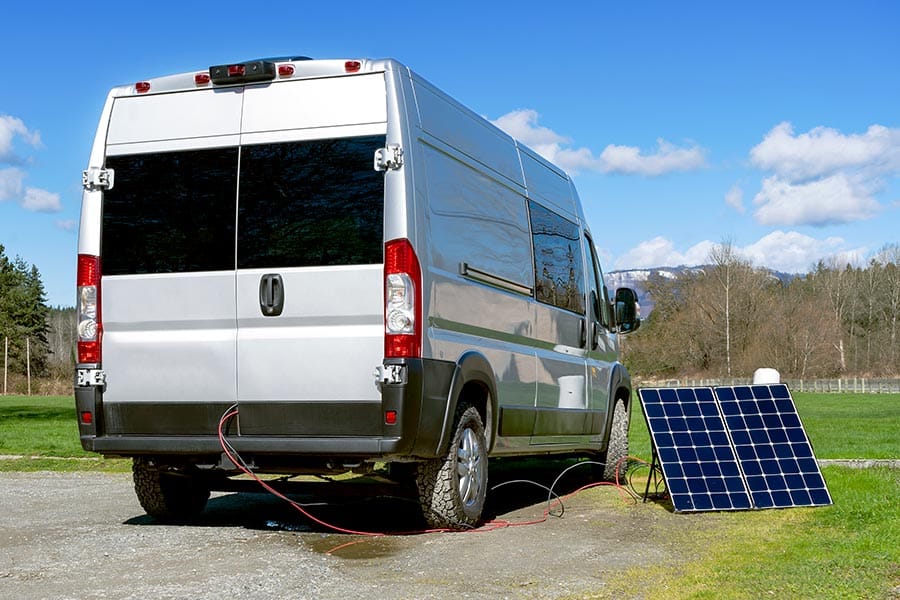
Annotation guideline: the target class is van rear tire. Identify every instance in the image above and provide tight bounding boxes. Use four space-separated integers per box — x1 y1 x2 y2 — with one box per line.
415 404 488 529
133 458 210 522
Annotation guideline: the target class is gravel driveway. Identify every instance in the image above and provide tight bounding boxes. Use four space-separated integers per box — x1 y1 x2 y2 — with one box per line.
0 468 704 600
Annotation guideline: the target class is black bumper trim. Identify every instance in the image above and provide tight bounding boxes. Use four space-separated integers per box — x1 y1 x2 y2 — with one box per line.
78 357 457 460
91 435 404 456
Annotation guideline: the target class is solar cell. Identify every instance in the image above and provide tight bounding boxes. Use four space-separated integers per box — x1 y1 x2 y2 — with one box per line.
638 384 832 512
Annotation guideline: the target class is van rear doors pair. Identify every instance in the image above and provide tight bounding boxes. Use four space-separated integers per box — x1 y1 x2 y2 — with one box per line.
99 74 388 437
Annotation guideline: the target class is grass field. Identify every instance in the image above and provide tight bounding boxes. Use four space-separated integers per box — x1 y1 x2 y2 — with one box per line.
2 392 899 597
620 390 900 599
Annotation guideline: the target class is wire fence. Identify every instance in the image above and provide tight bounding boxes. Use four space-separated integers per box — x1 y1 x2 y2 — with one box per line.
635 377 900 394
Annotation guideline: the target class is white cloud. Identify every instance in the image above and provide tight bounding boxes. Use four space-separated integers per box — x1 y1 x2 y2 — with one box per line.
614 236 715 270
0 167 25 201
492 109 569 148
750 121 900 181
752 173 881 226
749 122 899 227
21 187 62 213
615 231 867 274
0 115 61 215
742 231 866 273
598 139 707 176
0 115 42 162
491 109 707 176
725 184 745 214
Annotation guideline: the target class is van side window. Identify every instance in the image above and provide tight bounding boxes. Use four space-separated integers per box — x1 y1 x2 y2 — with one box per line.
528 200 585 314
237 135 386 269
102 148 238 276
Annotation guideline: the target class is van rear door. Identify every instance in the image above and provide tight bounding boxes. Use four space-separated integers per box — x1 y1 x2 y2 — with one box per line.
100 89 242 434
233 75 389 436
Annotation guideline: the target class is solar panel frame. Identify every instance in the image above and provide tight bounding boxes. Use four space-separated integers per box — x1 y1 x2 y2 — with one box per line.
639 383 832 512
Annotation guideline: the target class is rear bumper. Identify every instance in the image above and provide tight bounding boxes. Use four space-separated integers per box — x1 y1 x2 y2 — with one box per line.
75 357 456 462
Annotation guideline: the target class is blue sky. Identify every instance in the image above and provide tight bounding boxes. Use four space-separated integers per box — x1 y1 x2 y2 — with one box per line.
1 0 898 307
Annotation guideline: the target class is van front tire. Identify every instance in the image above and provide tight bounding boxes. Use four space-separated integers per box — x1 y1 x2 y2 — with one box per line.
133 458 210 522
600 399 629 482
415 404 488 529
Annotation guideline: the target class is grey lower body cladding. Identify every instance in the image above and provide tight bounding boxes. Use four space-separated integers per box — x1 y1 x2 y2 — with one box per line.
75 358 456 462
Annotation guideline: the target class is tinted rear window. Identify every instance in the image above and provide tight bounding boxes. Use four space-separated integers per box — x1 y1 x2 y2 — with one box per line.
102 148 238 275
237 135 386 269
100 135 386 276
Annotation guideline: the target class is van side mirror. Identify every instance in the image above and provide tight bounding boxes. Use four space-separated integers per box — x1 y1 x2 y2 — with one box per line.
613 287 641 333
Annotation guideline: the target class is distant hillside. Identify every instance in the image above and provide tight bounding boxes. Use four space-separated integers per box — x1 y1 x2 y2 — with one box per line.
606 266 797 316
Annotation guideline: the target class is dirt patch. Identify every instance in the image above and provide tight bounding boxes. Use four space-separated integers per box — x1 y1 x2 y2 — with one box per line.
0 468 719 599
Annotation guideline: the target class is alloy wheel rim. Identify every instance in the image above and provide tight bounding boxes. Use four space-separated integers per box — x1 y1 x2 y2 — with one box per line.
456 427 485 507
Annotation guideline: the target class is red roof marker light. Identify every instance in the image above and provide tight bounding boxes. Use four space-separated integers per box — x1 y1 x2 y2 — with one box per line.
195 72 211 86
345 60 362 73
135 81 151 93
278 64 295 77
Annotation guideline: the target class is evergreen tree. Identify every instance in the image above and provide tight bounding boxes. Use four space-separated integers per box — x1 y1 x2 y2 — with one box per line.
0 244 51 377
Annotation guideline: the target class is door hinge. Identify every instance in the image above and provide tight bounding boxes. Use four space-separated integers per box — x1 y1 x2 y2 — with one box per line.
82 167 114 191
374 144 403 171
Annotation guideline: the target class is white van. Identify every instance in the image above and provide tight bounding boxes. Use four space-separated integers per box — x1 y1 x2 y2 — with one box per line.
75 57 641 529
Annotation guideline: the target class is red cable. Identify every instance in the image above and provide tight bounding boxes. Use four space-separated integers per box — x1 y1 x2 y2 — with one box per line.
217 408 643 548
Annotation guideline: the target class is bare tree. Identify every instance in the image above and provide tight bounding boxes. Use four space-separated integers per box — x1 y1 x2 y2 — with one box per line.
875 244 900 373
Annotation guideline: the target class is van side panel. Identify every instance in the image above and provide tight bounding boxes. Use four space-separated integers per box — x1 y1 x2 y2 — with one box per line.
418 143 538 450
411 85 540 453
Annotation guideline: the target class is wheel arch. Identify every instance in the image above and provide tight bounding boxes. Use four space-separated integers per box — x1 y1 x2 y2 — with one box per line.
436 351 498 455
605 362 633 446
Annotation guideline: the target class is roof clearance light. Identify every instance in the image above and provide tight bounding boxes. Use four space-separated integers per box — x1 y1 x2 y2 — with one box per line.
195 72 211 86
228 64 245 77
345 60 362 73
135 81 151 93
278 64 295 77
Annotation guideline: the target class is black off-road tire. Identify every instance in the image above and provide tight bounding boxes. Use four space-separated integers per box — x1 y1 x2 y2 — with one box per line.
132 458 210 522
600 399 629 482
415 404 488 529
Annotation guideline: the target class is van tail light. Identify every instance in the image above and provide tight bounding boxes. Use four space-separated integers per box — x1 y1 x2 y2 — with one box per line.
384 239 421 358
77 254 102 364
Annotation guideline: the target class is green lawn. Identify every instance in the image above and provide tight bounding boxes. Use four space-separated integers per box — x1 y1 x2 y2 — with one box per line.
0 394 125 471
617 390 900 599
583 464 900 599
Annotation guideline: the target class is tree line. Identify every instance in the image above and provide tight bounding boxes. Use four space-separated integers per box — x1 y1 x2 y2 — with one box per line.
624 243 900 379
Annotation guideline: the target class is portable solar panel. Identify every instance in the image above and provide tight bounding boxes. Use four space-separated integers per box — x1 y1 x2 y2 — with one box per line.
638 384 832 512
639 387 752 511
715 384 832 509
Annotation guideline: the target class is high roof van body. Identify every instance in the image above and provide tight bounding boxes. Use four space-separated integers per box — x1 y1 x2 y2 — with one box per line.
75 57 640 528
